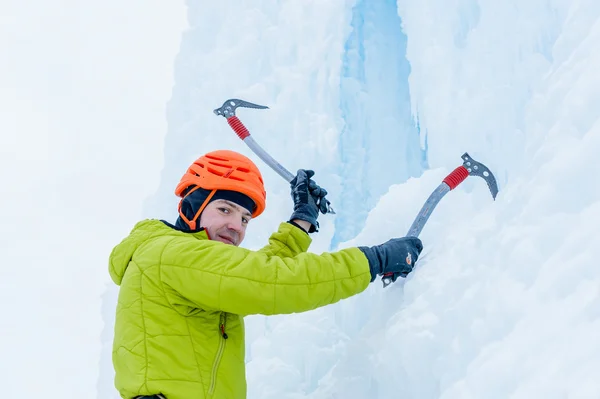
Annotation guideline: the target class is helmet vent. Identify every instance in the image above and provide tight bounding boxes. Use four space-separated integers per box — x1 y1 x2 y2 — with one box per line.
208 161 230 168
207 166 224 176
206 155 229 162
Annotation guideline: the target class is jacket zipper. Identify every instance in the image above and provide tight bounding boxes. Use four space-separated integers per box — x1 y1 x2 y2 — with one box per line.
209 313 228 395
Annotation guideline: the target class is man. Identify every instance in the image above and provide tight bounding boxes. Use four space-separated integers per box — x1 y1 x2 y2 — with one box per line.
109 149 423 399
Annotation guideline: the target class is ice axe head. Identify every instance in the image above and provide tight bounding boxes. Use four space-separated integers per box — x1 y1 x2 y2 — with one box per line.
460 152 499 199
213 99 269 118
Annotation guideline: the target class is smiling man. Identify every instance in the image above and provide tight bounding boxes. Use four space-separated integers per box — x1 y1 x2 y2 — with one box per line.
108 149 423 399
199 198 250 245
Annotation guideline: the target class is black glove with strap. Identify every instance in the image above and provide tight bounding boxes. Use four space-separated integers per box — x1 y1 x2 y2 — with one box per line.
359 237 424 282
289 169 329 233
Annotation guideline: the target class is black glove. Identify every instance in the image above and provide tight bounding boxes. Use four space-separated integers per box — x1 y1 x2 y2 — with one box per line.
289 169 329 233
359 237 424 282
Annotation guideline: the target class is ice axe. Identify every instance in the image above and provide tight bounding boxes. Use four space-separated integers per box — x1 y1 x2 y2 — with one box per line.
214 100 498 285
381 153 499 287
214 98 335 214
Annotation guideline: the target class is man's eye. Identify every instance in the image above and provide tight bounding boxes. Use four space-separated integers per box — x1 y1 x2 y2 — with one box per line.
219 207 230 214
242 217 250 224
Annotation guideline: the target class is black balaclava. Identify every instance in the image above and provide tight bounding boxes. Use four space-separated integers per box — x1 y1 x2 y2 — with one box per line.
175 187 256 232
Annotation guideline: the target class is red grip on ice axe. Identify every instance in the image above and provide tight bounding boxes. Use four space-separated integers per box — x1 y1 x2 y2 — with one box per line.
442 166 469 190
228 116 250 140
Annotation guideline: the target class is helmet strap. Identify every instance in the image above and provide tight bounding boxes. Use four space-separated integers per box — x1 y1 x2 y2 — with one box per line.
178 188 217 230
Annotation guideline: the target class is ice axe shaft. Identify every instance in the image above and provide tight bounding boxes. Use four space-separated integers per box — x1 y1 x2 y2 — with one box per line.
214 99 335 214
382 152 499 287
228 115 296 182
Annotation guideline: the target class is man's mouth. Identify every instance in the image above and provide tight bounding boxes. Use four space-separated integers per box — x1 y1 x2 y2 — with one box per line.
218 235 236 245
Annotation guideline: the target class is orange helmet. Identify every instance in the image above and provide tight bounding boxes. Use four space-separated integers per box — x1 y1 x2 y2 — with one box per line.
175 150 266 229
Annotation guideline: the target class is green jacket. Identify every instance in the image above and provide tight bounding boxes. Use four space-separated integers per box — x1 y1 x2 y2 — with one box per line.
109 219 371 399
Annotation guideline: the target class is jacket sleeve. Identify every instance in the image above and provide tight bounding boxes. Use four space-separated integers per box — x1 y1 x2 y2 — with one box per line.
159 222 371 316
255 222 310 258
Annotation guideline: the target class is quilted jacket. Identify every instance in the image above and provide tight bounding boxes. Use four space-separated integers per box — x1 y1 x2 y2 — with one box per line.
109 219 371 399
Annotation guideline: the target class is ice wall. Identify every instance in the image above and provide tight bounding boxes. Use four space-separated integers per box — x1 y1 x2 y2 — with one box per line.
334 0 425 247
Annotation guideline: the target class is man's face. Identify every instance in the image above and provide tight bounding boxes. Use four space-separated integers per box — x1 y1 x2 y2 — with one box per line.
199 199 252 246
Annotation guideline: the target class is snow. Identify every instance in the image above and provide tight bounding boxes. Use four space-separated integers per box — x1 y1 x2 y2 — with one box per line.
0 0 186 397
1 0 599 398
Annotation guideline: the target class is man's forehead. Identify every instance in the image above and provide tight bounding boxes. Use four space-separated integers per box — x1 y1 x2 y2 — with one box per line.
214 199 252 217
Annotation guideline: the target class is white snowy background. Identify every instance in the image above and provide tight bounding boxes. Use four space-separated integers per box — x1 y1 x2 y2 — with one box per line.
2 0 599 398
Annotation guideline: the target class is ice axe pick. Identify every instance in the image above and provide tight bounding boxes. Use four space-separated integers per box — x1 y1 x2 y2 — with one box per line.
214 98 335 214
381 152 499 287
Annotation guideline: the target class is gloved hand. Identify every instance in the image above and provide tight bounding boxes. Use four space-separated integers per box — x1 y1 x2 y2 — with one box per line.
289 169 329 233
359 237 424 282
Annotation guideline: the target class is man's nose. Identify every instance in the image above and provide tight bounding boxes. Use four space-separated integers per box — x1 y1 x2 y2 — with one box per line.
226 217 243 232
